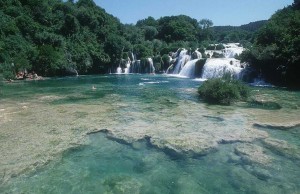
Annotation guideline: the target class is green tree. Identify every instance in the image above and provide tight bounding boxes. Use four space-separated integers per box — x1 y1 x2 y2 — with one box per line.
136 16 158 27
34 45 65 76
241 3 300 87
199 19 213 29
133 44 153 59
157 15 199 42
198 19 213 41
143 26 158 41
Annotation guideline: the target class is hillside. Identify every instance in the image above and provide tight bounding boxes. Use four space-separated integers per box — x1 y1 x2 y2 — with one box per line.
212 20 268 43
0 0 299 87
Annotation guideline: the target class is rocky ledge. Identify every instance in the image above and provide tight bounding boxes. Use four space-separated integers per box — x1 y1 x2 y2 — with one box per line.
262 138 300 160
253 122 300 130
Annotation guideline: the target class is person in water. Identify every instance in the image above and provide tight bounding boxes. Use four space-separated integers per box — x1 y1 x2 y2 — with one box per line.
92 85 96 90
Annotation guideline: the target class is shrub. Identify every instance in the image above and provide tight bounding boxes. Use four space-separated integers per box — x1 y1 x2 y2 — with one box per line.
216 44 225 50
1 62 15 80
198 77 250 105
212 52 225 58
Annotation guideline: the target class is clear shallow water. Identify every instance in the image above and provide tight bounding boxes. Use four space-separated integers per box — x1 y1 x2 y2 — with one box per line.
2 132 300 194
0 74 300 194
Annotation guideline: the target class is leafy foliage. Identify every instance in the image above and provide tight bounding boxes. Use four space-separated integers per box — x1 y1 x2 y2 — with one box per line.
0 0 296 87
0 62 16 80
0 0 126 77
198 77 250 105
157 15 199 42
240 2 300 87
211 21 267 44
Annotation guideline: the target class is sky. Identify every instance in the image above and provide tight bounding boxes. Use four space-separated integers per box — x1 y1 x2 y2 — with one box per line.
95 0 293 26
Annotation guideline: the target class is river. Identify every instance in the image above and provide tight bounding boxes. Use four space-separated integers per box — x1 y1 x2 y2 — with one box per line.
0 74 299 193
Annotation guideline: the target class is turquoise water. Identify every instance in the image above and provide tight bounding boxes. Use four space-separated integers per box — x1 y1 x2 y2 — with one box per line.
0 74 300 193
2 132 300 194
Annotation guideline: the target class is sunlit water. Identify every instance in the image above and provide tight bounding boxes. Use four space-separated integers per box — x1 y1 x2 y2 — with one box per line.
0 74 299 194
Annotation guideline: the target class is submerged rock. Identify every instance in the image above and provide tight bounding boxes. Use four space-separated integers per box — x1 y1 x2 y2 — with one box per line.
243 165 272 181
218 127 268 144
100 125 269 158
202 115 224 122
248 97 282 110
102 175 142 194
228 167 283 193
176 175 210 194
262 138 300 160
149 133 218 157
234 143 272 166
148 127 268 157
253 122 300 130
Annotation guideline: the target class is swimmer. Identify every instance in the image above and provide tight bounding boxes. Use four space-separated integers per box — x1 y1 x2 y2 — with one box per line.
92 85 96 90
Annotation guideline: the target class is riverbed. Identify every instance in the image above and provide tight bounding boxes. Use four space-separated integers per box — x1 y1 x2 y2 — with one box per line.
0 74 299 193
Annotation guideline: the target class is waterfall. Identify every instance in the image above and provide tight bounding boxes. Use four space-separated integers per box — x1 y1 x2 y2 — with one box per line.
164 44 246 79
179 59 199 78
130 60 140 73
192 50 202 59
124 61 131 74
148 58 155 73
168 49 191 74
167 49 202 76
201 58 243 79
113 43 247 79
223 43 244 58
116 66 122 74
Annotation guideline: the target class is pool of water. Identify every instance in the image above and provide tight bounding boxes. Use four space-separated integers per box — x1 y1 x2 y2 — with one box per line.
0 74 299 193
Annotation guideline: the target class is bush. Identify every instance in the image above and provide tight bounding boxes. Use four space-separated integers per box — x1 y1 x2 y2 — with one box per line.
212 52 225 58
198 77 250 105
216 44 225 50
1 62 15 80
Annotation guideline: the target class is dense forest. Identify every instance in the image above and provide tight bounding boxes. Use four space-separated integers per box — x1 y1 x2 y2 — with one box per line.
212 20 267 45
240 0 300 87
0 0 299 87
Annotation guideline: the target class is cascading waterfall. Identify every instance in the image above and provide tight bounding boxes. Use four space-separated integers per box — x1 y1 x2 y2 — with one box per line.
166 44 246 79
115 43 248 79
124 61 131 74
116 52 155 74
179 59 199 78
223 43 244 58
147 58 155 74
192 50 202 59
167 49 191 74
201 58 243 79
116 66 122 74
130 60 141 73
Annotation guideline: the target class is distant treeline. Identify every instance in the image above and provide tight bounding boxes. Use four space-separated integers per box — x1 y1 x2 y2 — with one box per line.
212 20 268 44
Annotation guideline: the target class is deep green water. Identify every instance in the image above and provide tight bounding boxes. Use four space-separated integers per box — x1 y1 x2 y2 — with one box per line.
0 74 300 194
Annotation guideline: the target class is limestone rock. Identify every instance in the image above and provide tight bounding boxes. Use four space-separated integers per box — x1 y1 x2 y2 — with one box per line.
150 133 218 157
262 138 300 160
253 122 300 130
103 175 142 194
234 143 272 166
249 95 282 110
